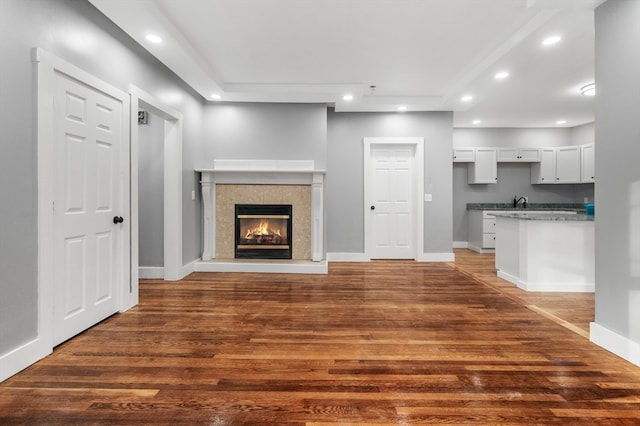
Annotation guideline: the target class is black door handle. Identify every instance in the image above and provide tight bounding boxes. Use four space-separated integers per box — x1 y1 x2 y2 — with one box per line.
113 216 124 224
370 205 375 210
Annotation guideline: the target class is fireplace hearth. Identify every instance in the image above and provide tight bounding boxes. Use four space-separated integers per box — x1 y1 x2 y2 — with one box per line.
235 204 292 259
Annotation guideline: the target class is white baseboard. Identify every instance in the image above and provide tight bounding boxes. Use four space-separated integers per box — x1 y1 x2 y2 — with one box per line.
138 266 164 279
195 259 328 274
453 241 468 249
0 337 51 382
417 252 455 262
327 252 455 262
327 252 370 262
498 270 594 293
468 244 495 254
590 322 640 367
181 258 198 278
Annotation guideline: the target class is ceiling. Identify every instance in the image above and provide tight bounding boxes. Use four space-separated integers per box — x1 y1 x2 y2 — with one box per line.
88 0 604 128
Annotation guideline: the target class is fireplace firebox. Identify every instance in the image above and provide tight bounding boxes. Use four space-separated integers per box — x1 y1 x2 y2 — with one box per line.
235 204 292 259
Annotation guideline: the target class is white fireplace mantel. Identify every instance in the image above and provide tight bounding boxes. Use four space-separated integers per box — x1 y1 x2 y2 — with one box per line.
196 160 325 272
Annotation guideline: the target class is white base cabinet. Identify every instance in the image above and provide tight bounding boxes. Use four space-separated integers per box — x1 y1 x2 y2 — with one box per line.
467 210 501 253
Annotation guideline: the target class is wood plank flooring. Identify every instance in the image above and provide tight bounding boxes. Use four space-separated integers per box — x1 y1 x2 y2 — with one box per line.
1 251 639 425
450 249 595 337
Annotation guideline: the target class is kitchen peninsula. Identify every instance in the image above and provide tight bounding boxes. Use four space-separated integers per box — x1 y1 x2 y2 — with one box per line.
492 211 594 292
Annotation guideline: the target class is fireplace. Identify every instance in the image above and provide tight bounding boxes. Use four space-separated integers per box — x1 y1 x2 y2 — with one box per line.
235 204 292 259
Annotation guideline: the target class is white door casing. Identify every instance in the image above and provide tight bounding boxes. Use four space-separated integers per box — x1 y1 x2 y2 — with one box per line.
52 71 125 345
364 137 424 260
129 85 183 282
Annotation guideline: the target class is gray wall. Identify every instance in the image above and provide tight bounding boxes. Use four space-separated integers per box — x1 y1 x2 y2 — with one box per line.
327 109 454 254
0 0 205 356
452 126 595 241
138 112 164 267
201 103 327 169
453 127 574 148
593 1 640 343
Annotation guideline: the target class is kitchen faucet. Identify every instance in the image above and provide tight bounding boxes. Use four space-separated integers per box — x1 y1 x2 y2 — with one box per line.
513 196 528 208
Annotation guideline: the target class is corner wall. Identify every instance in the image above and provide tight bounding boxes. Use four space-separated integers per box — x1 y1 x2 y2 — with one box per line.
591 0 640 366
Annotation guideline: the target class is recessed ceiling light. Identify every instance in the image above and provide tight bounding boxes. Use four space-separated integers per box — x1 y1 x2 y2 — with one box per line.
461 95 473 102
397 105 407 112
343 94 354 101
494 71 509 80
581 83 595 96
210 93 221 100
145 34 163 44
542 35 561 46
556 120 567 125
472 119 481 125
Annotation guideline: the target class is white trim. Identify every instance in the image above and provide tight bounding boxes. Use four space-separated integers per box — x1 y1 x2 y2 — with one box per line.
363 137 425 260
468 244 495 254
129 85 184 281
138 267 165 279
197 166 325 263
196 260 328 274
181 258 199 277
327 252 371 262
590 322 640 367
23 48 131 382
498 270 594 293
417 252 455 262
212 159 316 171
453 241 468 249
0 338 51 382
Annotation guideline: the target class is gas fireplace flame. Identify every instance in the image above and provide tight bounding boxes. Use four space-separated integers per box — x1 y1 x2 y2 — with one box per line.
245 221 282 239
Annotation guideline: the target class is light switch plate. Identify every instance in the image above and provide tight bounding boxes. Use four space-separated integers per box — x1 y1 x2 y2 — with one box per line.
424 193 433 202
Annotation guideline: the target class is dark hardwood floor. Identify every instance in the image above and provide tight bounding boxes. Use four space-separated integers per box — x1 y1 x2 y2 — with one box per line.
1 251 638 425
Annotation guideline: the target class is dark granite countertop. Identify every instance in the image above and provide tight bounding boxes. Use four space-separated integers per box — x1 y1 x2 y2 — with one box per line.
466 203 586 212
489 212 594 221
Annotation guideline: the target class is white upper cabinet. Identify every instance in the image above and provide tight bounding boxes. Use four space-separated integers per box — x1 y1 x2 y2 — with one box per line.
468 148 497 184
531 146 582 184
555 146 581 183
497 148 541 162
530 148 556 184
581 143 595 182
457 144 593 185
452 148 475 163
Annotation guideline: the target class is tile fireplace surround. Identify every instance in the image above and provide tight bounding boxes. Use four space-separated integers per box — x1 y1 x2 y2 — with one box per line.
195 160 327 274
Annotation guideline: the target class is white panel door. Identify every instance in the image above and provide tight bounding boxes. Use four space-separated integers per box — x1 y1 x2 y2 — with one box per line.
369 145 414 259
52 71 123 345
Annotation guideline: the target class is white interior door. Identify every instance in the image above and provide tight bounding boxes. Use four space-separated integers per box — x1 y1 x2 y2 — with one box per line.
368 144 415 259
52 71 124 345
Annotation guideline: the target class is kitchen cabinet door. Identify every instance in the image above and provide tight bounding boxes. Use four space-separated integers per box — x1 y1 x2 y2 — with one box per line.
468 148 497 184
581 144 595 182
453 148 475 162
556 146 581 183
497 148 540 162
531 148 556 184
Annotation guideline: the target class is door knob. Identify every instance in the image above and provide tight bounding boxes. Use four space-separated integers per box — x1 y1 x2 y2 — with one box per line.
370 205 375 210
113 216 124 224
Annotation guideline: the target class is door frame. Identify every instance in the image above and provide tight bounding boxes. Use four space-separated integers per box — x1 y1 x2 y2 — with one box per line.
35 48 131 353
363 137 424 260
129 85 183 282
